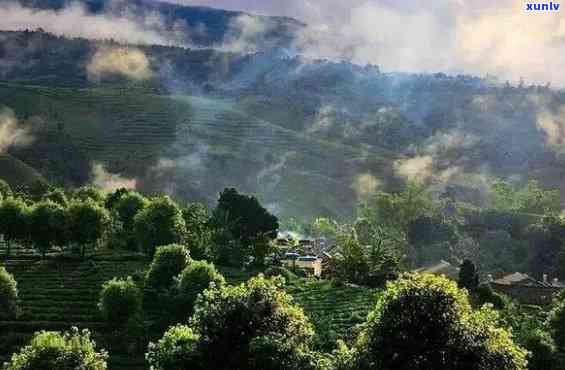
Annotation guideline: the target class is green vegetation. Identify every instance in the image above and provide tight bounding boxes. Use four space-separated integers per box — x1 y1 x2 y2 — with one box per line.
4 328 107 370
147 276 316 370
98 277 142 326
0 266 18 320
355 273 528 369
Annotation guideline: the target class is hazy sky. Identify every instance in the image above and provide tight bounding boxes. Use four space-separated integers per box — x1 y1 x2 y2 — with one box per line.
3 0 564 84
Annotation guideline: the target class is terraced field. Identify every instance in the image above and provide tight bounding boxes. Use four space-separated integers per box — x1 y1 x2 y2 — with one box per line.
0 258 148 369
287 280 380 345
0 258 379 369
0 82 395 220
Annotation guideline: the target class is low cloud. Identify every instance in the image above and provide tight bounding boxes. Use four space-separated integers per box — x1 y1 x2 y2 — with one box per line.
0 107 34 153
353 173 380 199
394 155 434 183
0 2 178 46
537 106 565 147
91 163 137 192
87 47 153 81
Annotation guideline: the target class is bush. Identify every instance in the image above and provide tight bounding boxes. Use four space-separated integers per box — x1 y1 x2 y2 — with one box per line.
355 273 527 370
98 277 141 325
523 329 555 370
475 283 507 309
264 266 297 282
174 261 225 319
146 325 201 370
4 327 107 370
0 266 18 319
145 244 191 291
147 275 315 370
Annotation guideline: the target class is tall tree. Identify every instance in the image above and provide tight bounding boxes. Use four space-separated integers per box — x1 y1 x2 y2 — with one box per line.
68 200 110 258
29 201 68 257
211 188 278 265
0 198 29 256
133 196 186 256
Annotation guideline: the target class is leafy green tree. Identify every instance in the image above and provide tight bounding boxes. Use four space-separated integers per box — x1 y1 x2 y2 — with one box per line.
173 261 225 320
0 198 29 256
522 329 555 370
133 196 186 256
4 327 107 370
549 294 565 352
359 182 437 233
104 187 132 210
459 259 479 291
67 201 110 258
145 244 191 291
147 276 315 370
98 277 141 326
0 266 18 319
42 188 68 206
114 192 148 229
73 185 105 204
29 201 68 257
212 188 278 253
113 192 148 250
355 273 527 370
182 203 213 260
0 179 13 199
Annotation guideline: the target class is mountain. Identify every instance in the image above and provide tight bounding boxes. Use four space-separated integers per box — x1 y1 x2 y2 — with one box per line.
1 28 564 221
1 0 304 48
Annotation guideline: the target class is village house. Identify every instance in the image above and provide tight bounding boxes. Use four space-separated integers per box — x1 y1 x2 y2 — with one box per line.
489 272 564 305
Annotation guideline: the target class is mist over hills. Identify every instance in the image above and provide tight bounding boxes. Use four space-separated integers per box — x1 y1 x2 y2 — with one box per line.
1 0 565 222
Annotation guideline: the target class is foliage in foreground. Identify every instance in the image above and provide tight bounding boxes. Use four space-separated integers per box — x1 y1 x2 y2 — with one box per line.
147 275 317 370
98 276 141 325
4 327 107 370
354 273 528 370
0 266 18 319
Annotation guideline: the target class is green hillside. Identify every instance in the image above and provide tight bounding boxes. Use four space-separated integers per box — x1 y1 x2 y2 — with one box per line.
0 82 395 220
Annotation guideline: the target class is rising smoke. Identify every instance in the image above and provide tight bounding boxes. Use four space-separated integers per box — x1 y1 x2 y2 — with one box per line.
0 107 34 153
87 47 153 81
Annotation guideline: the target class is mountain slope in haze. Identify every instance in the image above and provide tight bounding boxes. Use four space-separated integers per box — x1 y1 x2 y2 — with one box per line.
1 30 565 221
1 0 304 49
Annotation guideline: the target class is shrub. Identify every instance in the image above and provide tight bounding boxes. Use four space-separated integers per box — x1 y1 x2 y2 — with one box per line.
522 329 555 370
98 277 141 325
264 266 297 282
475 283 507 309
4 327 107 370
146 325 201 370
174 261 225 320
0 266 18 319
355 273 527 370
145 244 191 291
147 275 315 370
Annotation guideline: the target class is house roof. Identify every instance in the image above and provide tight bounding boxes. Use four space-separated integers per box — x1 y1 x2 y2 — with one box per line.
413 260 460 279
493 272 550 287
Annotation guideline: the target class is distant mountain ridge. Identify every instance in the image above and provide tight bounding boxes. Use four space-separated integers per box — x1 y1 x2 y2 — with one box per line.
0 0 304 48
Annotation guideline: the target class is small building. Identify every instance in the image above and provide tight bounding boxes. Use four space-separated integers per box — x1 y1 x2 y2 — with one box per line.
490 272 564 305
281 255 323 277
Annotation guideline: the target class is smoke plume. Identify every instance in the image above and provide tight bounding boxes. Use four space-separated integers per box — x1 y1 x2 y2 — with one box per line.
87 47 153 81
0 107 34 153
91 163 137 192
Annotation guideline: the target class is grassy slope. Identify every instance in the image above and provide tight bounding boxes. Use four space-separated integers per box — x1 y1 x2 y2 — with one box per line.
0 154 44 187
